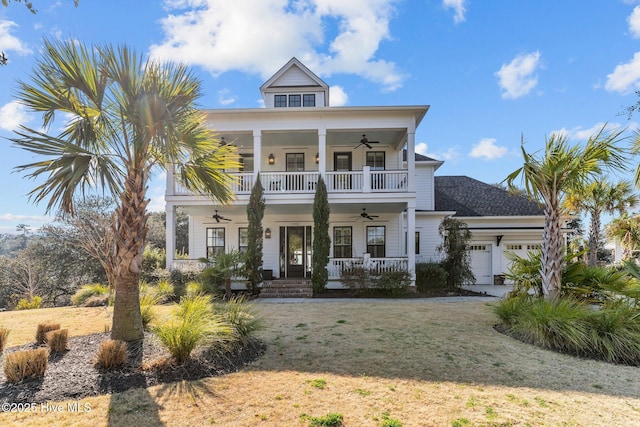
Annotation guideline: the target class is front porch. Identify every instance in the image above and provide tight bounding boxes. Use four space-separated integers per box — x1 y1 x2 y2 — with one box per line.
172 256 410 282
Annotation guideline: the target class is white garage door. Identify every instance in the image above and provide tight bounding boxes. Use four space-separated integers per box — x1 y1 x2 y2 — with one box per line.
469 244 492 285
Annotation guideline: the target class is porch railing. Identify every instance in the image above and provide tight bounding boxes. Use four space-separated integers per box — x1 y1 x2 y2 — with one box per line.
328 257 409 280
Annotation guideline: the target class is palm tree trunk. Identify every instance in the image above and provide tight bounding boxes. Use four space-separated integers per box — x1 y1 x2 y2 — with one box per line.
541 201 564 298
111 169 149 344
588 209 601 267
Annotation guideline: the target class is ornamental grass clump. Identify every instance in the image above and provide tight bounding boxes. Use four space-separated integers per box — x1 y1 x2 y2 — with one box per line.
0 327 9 352
35 323 60 344
216 295 264 347
155 294 233 364
46 329 69 353
494 296 640 365
71 283 110 306
94 340 127 370
4 348 48 383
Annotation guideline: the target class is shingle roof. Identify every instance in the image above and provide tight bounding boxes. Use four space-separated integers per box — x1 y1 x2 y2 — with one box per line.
434 176 544 216
402 150 440 162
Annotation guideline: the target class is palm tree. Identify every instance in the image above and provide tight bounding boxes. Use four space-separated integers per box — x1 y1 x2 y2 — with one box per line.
505 129 627 298
564 180 638 266
605 213 640 261
11 39 238 344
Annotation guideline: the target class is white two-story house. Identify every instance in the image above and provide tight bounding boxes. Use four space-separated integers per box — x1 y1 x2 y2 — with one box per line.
165 58 545 289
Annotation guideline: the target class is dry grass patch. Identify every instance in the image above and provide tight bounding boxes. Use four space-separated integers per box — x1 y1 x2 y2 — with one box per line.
0 300 639 426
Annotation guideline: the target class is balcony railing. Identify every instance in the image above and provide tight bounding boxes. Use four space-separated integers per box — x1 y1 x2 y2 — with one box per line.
171 170 408 196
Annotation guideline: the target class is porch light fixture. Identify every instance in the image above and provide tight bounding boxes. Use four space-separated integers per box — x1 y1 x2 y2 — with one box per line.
315 152 319 164
268 153 275 165
264 228 271 239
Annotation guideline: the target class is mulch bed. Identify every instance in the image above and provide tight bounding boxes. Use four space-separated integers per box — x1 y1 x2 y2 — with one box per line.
0 332 266 404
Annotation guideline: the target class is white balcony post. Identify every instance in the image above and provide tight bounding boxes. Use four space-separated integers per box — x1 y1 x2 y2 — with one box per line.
362 165 371 193
166 204 176 270
318 128 326 178
407 126 416 192
253 129 262 178
407 201 416 288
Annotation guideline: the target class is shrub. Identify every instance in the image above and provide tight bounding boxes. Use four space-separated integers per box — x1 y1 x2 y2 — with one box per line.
16 296 42 310
339 263 372 290
36 323 60 344
155 294 232 363
415 262 448 292
141 246 167 282
83 295 109 307
46 329 69 353
185 280 205 296
373 268 411 296
216 295 264 346
94 340 127 369
585 303 640 365
4 348 49 382
71 283 110 306
494 297 640 365
171 267 204 299
0 327 9 352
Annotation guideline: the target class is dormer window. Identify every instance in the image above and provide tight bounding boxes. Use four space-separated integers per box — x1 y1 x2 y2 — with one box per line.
303 94 315 107
274 95 287 107
273 93 317 108
289 94 301 107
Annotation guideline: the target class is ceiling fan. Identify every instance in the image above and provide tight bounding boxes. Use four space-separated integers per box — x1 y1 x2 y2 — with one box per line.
212 210 232 223
353 134 380 150
356 208 378 221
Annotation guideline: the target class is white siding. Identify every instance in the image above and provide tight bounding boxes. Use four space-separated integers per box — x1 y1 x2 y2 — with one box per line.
271 65 319 87
415 164 435 210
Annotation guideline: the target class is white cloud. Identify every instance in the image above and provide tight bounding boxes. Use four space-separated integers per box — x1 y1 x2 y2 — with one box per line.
0 213 50 223
329 85 348 106
0 101 31 131
149 0 406 91
0 20 32 57
605 52 640 93
217 89 237 106
495 51 541 99
469 138 507 160
551 122 626 141
443 0 467 24
629 6 640 38
415 142 460 161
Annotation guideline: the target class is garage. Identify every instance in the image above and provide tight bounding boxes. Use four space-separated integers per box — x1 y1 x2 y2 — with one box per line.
469 244 492 285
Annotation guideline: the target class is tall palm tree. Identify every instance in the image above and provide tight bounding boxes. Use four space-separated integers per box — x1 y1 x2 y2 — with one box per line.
605 213 640 261
564 180 638 266
11 39 238 344
505 129 627 298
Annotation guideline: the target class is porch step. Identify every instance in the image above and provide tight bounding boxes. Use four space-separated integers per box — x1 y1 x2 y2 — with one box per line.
260 280 313 298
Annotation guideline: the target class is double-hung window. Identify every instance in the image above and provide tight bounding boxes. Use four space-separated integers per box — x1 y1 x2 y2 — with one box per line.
333 227 352 258
366 226 385 257
206 228 225 258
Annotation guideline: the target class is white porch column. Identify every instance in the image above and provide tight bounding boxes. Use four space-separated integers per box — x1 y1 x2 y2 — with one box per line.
166 166 175 195
253 129 262 178
407 201 416 288
318 128 326 178
165 204 176 270
407 127 416 192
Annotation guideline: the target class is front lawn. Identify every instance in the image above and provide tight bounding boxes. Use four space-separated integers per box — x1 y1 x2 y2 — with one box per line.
0 300 638 426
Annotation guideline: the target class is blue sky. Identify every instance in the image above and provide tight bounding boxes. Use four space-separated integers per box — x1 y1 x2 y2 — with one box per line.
1 0 640 233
